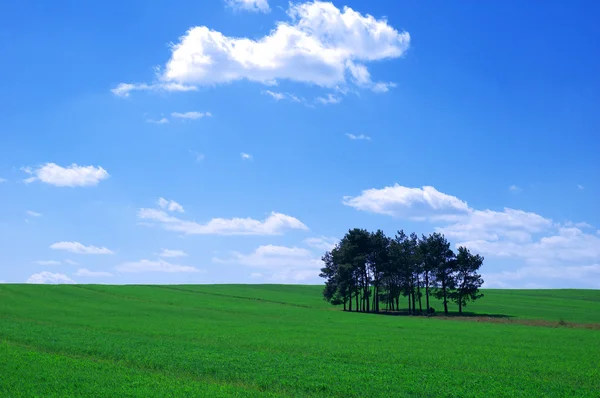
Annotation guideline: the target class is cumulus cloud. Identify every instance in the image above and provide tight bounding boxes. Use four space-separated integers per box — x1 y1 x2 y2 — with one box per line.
158 197 185 213
226 0 270 13
138 208 308 236
74 268 114 277
241 153 253 161
22 163 109 187
304 236 338 252
344 183 600 287
343 185 470 219
116 259 200 273
27 272 76 284
213 244 322 282
50 241 114 255
158 249 188 258
114 1 409 95
171 111 211 120
346 133 371 141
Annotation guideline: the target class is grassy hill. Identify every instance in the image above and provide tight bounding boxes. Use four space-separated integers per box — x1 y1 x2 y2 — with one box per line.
1 284 599 397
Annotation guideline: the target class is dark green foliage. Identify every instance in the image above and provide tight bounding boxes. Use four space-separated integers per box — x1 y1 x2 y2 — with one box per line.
451 246 485 313
320 229 485 315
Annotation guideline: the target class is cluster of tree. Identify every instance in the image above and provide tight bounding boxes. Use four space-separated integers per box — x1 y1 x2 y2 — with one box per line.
319 229 485 315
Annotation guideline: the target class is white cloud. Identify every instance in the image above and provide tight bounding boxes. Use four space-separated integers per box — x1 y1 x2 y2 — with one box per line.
304 236 338 252
35 260 61 266
372 81 396 93
65 259 79 265
0 177 6 183
115 1 409 94
316 94 342 105
577 184 584 190
250 272 263 278
27 272 76 284
241 153 253 161
189 151 205 162
111 82 197 97
345 183 600 287
509 185 522 192
437 208 553 242
213 244 322 282
158 197 185 213
171 111 212 120
22 163 109 187
138 209 308 236
116 259 200 273
158 249 188 258
26 210 42 217
74 268 114 277
485 264 600 289
346 133 371 141
343 184 470 219
226 0 270 13
50 241 114 255
262 90 303 103
146 117 169 124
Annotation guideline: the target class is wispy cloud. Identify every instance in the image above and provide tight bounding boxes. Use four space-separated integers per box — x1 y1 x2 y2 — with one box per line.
241 153 253 161
262 90 303 103
111 82 197 97
138 208 308 236
26 210 42 217
577 184 584 190
116 259 200 273
158 249 188 258
158 197 184 213
34 260 61 266
346 133 371 141
171 111 212 120
509 185 522 192
26 272 75 284
146 117 169 124
74 268 114 277
189 151 205 162
225 0 270 13
50 241 114 255
316 94 342 105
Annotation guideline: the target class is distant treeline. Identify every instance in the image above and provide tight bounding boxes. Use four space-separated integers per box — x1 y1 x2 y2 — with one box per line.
319 229 484 315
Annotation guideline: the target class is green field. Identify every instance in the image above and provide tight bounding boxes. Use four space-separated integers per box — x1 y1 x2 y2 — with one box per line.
1 284 599 397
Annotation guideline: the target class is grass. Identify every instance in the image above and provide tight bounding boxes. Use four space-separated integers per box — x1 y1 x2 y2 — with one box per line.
1 284 599 397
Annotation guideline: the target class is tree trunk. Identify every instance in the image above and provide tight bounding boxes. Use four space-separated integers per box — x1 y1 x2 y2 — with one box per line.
425 271 430 312
458 292 463 314
355 288 359 312
442 279 448 315
416 275 423 313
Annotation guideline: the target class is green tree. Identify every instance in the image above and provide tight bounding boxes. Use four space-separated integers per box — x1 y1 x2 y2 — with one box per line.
452 246 484 313
427 233 456 315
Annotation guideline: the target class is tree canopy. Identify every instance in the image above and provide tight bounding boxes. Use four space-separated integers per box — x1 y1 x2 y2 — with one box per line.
319 229 485 315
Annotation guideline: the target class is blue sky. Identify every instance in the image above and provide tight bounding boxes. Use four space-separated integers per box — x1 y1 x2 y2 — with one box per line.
0 0 598 287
